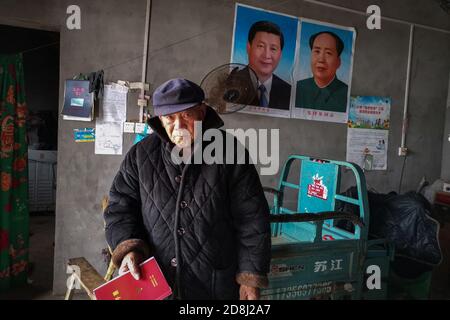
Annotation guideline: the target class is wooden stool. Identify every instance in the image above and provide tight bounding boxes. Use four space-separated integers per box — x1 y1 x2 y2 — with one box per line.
65 197 117 300
65 257 106 300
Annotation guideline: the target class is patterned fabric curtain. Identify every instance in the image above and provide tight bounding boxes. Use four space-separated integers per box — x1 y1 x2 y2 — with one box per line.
0 54 29 291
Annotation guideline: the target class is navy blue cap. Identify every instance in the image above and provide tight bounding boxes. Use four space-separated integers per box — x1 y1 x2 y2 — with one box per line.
152 78 205 116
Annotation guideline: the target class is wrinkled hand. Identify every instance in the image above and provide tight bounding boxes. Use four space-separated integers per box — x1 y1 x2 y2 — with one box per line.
239 285 260 300
119 251 145 280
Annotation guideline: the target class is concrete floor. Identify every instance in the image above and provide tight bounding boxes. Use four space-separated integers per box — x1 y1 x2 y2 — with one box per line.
0 215 449 300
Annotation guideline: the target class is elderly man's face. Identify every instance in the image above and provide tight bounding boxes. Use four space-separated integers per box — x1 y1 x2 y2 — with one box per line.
247 31 282 82
159 104 206 147
311 33 341 87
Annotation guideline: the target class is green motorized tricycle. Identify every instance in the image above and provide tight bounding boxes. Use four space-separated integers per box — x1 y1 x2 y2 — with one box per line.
261 155 394 300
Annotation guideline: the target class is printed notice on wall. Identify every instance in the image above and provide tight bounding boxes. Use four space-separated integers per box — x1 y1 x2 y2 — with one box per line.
95 120 123 155
94 83 128 155
346 96 391 170
101 83 128 122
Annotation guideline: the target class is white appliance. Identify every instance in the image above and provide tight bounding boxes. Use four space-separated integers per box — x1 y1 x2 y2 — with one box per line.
28 149 57 212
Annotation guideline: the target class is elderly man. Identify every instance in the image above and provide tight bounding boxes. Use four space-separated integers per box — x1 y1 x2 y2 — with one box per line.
104 78 271 300
295 31 348 112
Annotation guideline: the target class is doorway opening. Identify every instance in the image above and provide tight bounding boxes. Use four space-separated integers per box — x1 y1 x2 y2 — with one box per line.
0 24 59 299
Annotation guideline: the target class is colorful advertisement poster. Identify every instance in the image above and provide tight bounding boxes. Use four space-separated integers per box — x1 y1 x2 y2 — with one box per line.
74 128 95 142
346 96 391 170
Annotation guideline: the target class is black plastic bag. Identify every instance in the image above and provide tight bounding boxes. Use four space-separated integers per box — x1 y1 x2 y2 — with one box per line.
337 187 442 266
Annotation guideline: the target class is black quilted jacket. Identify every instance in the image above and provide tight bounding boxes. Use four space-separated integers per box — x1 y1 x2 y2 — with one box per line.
104 107 271 299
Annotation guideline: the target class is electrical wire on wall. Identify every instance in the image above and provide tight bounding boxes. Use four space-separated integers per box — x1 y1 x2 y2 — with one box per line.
9 0 450 81
19 41 59 54
6 0 297 79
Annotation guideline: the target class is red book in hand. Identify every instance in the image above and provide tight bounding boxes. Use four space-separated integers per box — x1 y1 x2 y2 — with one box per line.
94 257 172 300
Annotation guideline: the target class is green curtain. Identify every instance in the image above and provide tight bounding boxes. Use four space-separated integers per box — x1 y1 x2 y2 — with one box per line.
0 54 29 291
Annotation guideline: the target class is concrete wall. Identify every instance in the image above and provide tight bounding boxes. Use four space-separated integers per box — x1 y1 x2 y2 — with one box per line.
52 0 147 295
1 0 449 295
146 0 450 195
1 0 147 294
442 73 450 182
